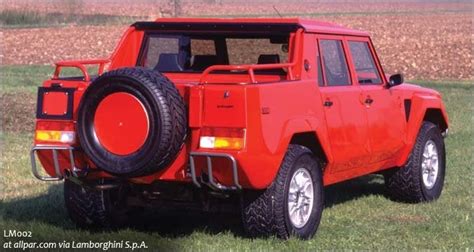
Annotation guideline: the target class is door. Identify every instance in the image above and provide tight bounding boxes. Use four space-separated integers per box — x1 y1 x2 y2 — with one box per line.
346 38 405 165
316 36 371 172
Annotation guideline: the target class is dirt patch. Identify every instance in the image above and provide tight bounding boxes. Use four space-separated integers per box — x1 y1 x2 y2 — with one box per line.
2 25 127 65
0 92 36 133
1 1 472 80
2 0 471 17
3 13 471 80
328 13 472 80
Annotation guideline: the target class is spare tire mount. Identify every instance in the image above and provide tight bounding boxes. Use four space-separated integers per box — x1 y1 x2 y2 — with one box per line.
77 67 187 178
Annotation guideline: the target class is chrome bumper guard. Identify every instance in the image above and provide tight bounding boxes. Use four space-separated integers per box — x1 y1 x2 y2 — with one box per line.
189 152 242 191
30 146 77 181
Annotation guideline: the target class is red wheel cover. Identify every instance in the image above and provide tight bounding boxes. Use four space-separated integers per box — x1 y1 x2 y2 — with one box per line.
93 92 150 156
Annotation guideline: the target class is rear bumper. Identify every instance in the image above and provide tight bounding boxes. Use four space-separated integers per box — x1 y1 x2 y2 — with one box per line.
30 145 83 181
189 152 242 191
30 146 242 191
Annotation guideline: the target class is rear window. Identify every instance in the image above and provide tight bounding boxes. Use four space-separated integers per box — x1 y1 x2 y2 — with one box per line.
138 34 289 74
143 36 180 69
226 38 288 65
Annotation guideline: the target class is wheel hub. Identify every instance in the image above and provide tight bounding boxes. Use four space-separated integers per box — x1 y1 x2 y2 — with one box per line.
288 168 314 228
93 92 150 156
421 140 439 189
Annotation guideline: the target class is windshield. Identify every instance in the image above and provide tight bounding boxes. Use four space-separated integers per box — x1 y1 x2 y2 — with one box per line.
137 33 289 74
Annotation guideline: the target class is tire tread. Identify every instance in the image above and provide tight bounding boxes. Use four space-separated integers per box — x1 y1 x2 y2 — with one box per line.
385 121 445 202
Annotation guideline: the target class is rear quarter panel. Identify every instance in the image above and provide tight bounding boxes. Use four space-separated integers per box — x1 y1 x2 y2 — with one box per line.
229 80 331 189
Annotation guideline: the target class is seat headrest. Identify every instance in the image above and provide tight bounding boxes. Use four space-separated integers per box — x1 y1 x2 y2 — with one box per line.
155 53 184 72
257 54 281 64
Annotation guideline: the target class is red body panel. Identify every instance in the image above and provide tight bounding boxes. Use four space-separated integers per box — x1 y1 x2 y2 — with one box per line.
34 18 448 189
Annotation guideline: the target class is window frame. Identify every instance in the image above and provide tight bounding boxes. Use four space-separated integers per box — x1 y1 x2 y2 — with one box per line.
136 31 291 74
316 35 354 87
139 34 185 69
315 38 325 86
346 36 386 86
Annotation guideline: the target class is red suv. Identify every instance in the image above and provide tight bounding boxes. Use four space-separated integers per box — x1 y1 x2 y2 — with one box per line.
31 18 448 239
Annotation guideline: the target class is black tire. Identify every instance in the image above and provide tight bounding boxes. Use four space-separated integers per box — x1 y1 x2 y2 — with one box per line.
385 121 446 203
77 67 187 177
241 144 324 239
63 179 129 229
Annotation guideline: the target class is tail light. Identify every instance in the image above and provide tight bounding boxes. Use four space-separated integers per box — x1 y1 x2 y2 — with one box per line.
35 121 76 144
199 127 245 150
35 130 75 143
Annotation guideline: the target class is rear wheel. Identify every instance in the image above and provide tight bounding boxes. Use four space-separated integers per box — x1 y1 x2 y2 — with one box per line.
64 179 130 228
385 121 446 202
241 144 324 239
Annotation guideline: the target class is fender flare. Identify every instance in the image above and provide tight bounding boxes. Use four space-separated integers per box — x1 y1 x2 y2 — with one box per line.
397 93 448 166
263 117 333 186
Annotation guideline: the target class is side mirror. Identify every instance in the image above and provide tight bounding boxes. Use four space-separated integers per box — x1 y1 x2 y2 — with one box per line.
388 73 404 88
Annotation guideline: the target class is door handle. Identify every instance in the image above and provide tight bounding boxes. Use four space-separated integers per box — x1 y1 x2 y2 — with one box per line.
365 97 374 105
324 100 333 107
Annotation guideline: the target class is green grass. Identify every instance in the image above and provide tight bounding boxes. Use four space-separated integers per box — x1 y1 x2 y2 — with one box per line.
0 9 146 29
0 66 473 250
1 65 53 92
0 65 99 92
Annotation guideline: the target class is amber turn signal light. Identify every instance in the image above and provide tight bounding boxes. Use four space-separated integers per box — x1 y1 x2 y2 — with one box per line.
35 130 75 144
199 127 245 150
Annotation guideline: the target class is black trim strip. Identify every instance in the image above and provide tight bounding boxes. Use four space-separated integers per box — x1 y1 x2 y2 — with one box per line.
36 86 75 120
404 99 412 122
132 21 302 33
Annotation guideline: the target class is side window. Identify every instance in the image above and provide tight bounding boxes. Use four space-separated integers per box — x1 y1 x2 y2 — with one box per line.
226 38 288 65
348 41 381 84
319 39 351 86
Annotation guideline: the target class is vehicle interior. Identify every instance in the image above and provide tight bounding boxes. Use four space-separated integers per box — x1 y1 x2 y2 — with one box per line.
137 33 290 75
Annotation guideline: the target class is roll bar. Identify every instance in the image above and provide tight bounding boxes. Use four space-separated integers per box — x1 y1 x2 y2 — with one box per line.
53 59 110 82
199 28 303 84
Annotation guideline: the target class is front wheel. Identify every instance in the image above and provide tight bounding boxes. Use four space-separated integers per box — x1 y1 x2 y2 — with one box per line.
385 121 446 202
242 144 324 239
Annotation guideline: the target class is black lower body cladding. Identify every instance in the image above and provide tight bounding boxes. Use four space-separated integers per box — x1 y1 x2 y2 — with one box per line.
77 67 187 177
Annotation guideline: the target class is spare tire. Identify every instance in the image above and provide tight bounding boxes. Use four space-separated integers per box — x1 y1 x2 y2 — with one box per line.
77 67 187 177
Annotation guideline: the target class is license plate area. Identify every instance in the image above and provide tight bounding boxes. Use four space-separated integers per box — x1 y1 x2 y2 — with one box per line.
36 86 75 120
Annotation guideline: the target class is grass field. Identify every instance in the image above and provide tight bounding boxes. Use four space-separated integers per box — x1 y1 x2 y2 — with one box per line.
0 9 145 28
0 65 472 250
